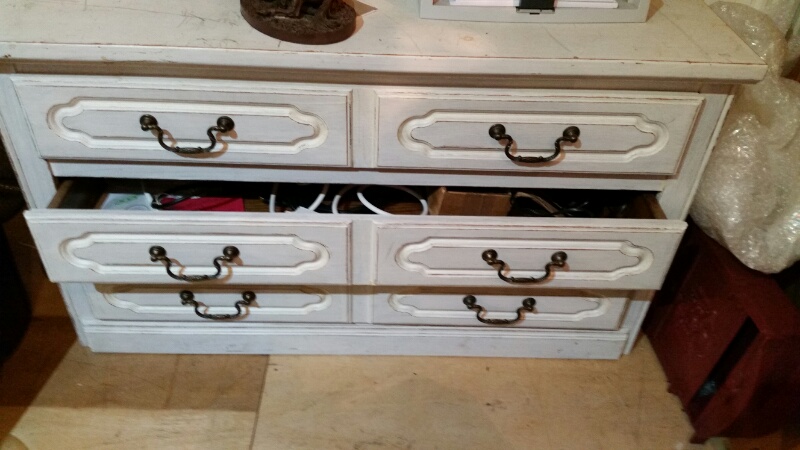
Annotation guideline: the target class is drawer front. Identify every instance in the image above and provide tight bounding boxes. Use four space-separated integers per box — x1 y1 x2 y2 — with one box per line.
374 218 685 290
11 75 350 167
88 285 350 323
372 290 628 330
377 89 704 175
24 210 350 285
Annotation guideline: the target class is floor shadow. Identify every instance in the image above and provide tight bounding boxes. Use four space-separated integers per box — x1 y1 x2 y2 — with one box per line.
0 318 77 438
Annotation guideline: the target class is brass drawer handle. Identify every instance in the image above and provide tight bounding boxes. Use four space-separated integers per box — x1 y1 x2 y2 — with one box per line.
140 114 235 155
482 249 567 284
463 295 536 325
149 246 240 282
489 124 580 164
180 290 255 320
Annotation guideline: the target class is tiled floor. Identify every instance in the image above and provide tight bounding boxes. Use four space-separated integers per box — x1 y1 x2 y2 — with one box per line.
1 214 797 450
252 341 703 450
3 326 705 450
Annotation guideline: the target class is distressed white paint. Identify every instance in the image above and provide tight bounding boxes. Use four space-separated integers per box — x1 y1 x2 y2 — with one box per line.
79 320 631 359
0 0 766 358
89 285 350 323
419 0 650 23
373 290 628 330
12 76 352 167
0 0 765 82
25 209 351 285
379 88 703 175
375 218 685 289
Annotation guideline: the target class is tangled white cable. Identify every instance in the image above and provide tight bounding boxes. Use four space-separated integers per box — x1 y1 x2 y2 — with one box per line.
331 185 357 215
327 185 429 215
268 183 329 213
357 185 428 216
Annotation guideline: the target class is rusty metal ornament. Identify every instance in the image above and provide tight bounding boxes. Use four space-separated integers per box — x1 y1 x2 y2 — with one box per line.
241 0 357 45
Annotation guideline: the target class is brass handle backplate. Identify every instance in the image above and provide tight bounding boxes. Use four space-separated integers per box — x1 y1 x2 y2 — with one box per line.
149 246 240 282
482 249 567 284
180 290 255 320
140 114 235 155
489 124 580 164
463 295 536 326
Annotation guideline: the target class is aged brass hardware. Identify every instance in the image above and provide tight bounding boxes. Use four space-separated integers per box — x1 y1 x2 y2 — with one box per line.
140 114 235 154
489 124 580 164
149 246 240 282
482 249 567 284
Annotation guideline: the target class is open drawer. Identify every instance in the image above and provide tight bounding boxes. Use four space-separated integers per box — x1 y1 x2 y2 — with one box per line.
25 180 351 285
26 179 684 290
373 194 686 290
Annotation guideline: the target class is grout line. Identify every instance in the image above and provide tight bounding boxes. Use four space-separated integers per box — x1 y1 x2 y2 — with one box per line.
163 355 181 408
248 355 271 449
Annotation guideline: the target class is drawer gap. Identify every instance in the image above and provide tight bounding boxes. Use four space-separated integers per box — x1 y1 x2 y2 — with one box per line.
49 178 665 220
51 179 107 209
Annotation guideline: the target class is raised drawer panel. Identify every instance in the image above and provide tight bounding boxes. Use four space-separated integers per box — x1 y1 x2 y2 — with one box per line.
25 210 350 285
88 285 350 323
11 75 351 167
376 89 704 175
374 217 685 290
373 290 628 330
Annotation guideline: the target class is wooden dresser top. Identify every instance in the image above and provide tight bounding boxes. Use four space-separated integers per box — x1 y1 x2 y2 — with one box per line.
0 0 765 82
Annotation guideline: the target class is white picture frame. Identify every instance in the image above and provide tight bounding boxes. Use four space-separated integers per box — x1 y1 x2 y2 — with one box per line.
418 0 651 23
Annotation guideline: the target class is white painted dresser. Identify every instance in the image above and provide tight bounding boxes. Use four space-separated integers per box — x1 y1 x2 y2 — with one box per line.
0 0 765 358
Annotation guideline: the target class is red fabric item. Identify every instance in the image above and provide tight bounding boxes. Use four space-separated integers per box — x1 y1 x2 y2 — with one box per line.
159 197 245 212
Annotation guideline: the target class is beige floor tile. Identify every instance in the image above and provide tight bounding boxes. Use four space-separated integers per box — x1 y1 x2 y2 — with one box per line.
3 336 269 449
520 336 668 384
5 407 255 450
256 356 544 450
0 318 76 437
30 345 181 409
28 344 269 411
252 337 705 450
528 378 696 449
167 354 269 411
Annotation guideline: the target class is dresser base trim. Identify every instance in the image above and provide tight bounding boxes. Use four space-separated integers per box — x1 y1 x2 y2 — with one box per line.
75 321 628 359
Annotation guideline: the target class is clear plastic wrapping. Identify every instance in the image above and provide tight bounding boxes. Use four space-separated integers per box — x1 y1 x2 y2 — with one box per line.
690 3 800 273
705 0 800 34
749 0 799 35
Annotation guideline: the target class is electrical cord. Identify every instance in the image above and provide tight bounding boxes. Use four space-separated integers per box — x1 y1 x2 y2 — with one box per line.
356 185 428 216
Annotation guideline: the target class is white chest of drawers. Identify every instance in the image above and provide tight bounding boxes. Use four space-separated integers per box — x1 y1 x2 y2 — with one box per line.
0 0 765 358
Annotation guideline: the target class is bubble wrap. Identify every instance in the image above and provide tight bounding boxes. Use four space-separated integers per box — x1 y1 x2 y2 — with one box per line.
690 3 800 273
704 0 800 37
749 0 800 35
